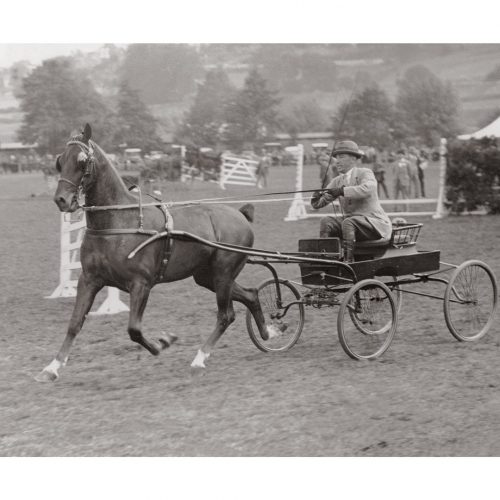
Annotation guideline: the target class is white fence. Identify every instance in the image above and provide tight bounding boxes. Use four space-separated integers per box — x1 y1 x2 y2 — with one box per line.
219 155 259 189
46 211 129 315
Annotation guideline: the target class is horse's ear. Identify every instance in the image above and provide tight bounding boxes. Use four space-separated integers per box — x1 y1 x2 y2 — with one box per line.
83 123 92 142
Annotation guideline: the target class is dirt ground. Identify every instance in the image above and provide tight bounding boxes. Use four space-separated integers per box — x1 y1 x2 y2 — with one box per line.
0 167 499 457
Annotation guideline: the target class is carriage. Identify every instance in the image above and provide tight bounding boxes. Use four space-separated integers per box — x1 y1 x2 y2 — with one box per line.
243 222 498 360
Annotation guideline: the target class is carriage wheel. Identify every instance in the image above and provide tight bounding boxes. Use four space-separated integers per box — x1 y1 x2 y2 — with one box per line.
444 260 498 342
246 278 305 352
338 279 398 360
349 276 402 336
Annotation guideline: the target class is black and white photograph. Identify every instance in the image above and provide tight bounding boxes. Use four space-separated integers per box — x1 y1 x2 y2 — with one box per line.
1 1 500 498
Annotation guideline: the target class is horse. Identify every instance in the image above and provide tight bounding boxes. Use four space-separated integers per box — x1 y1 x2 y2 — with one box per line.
35 124 274 382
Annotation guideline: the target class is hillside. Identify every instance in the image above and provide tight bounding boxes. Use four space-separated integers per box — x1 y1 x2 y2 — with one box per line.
2 43 500 142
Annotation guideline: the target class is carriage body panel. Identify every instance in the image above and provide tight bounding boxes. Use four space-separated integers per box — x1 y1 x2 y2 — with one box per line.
297 232 440 286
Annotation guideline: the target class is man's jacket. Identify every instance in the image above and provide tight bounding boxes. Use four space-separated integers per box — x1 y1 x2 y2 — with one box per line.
311 166 392 239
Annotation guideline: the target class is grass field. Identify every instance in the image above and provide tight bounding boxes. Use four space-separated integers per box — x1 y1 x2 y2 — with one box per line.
0 166 499 458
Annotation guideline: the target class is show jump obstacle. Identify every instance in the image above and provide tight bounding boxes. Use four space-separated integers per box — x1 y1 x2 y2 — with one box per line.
47 211 129 315
219 155 259 189
285 140 448 221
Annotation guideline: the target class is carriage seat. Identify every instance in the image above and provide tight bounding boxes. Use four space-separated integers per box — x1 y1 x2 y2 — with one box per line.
354 237 391 249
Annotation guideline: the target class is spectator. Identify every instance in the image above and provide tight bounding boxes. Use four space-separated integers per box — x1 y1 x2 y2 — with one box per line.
372 155 389 198
408 147 421 198
417 149 428 198
393 150 411 210
256 152 271 188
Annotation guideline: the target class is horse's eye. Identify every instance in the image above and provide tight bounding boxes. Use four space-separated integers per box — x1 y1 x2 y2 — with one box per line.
55 155 62 173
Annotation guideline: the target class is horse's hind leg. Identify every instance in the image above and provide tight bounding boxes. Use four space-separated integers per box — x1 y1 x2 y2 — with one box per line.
128 280 176 355
230 282 274 341
191 272 235 369
35 274 103 382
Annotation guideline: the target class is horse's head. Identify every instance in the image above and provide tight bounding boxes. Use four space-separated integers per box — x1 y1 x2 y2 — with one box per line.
54 123 97 212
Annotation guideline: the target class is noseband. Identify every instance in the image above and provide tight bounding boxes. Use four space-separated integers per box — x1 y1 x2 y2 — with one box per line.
58 139 97 193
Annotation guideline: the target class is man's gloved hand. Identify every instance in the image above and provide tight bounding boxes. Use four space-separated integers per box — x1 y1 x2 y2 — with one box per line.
311 190 322 209
328 186 344 199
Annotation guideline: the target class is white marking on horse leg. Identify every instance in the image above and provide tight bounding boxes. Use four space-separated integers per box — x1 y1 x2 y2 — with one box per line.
266 325 281 339
46 358 64 375
36 358 64 381
191 349 210 368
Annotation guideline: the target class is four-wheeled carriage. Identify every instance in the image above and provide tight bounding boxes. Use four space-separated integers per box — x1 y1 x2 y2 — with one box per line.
246 223 498 360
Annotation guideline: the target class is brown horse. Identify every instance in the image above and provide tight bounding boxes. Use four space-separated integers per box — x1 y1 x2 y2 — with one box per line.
36 124 273 382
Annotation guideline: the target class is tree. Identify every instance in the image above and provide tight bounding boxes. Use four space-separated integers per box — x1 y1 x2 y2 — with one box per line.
177 68 235 146
223 68 281 150
332 84 395 149
113 82 163 151
396 65 459 146
16 57 112 153
85 44 126 96
278 97 329 136
120 44 203 104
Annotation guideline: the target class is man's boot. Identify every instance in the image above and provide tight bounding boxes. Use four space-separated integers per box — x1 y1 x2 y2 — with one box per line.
342 239 355 263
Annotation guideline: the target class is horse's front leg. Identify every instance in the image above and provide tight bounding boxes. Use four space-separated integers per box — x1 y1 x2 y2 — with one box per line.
35 274 103 382
128 280 176 355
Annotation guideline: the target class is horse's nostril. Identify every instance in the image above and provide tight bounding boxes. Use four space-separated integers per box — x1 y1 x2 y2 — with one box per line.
54 196 66 208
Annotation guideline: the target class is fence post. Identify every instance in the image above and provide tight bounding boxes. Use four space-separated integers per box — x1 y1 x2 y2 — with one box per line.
47 211 129 314
284 144 307 221
433 138 448 219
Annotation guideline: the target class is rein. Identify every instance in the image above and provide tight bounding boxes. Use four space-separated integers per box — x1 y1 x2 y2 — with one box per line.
80 188 330 213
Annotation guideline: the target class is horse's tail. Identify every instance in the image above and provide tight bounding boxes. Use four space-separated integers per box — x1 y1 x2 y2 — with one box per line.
239 203 254 223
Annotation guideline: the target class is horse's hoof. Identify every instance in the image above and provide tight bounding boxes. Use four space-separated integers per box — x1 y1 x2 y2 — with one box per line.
190 364 206 379
34 369 58 383
158 332 178 350
190 359 206 369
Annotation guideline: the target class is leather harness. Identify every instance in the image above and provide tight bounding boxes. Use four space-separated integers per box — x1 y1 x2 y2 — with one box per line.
60 139 175 283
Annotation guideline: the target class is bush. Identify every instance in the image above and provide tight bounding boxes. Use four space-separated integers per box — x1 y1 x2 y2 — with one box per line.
446 137 500 214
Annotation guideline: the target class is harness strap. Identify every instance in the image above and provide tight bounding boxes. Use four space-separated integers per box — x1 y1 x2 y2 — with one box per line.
156 203 174 281
85 228 159 236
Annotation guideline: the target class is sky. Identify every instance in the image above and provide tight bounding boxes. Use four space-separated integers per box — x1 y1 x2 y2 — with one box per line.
0 44 107 69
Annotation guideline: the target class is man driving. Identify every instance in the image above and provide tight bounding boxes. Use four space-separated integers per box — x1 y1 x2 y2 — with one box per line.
310 140 392 262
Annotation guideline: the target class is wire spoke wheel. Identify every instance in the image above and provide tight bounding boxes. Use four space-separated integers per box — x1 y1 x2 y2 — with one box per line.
444 260 498 342
338 279 398 360
246 278 305 352
349 276 402 335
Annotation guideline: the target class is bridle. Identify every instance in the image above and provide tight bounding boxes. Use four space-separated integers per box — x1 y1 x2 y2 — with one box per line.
57 139 97 194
